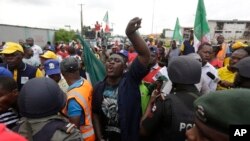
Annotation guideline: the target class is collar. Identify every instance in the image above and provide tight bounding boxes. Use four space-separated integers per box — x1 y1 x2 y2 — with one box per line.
68 77 84 91
171 84 199 93
202 62 210 68
152 63 160 70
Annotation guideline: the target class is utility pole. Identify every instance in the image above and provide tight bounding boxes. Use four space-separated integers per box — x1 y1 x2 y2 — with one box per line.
151 0 156 34
79 4 84 37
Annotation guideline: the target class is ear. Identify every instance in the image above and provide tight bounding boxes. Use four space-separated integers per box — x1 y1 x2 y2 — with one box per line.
124 62 128 70
11 89 18 97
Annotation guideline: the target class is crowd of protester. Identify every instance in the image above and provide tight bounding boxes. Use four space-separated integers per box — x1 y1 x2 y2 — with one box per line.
0 17 250 141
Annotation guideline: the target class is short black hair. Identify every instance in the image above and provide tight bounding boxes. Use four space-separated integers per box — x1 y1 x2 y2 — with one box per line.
60 57 79 73
68 46 76 55
197 42 212 52
0 76 17 92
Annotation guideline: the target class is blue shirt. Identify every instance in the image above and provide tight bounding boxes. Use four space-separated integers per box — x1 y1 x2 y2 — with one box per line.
67 78 85 125
93 58 149 141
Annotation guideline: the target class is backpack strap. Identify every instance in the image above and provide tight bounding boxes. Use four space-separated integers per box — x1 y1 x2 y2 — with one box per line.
12 124 21 132
33 119 76 141
13 119 34 141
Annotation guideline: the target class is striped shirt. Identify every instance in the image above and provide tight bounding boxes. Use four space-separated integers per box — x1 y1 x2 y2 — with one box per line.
0 108 19 129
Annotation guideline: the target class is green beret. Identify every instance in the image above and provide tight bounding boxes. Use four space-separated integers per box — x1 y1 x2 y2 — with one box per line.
194 88 250 134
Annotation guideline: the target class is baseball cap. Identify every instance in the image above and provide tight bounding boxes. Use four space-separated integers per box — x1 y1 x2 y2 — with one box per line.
117 49 128 58
44 59 61 75
194 88 250 134
47 45 55 52
0 42 24 54
60 57 79 73
0 67 13 78
233 56 250 78
40 50 57 59
149 46 158 54
232 41 248 50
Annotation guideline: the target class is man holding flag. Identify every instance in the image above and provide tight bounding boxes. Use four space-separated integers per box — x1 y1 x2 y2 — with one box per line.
92 17 150 141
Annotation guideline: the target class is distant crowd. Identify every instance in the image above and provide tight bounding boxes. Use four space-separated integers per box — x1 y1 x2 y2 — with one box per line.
0 17 250 141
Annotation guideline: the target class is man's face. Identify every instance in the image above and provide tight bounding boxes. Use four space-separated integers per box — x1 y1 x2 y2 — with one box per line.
198 45 213 66
40 57 47 65
229 50 248 67
190 33 194 40
0 87 17 113
3 52 23 69
149 52 157 66
26 39 34 46
19 40 25 46
158 48 165 56
105 54 125 78
217 36 224 44
171 41 177 48
25 48 34 57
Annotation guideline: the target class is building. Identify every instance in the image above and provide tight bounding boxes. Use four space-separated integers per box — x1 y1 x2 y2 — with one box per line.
208 19 250 41
163 29 174 39
0 24 55 47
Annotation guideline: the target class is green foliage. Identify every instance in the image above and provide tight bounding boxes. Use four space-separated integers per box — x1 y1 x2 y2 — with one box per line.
55 29 76 42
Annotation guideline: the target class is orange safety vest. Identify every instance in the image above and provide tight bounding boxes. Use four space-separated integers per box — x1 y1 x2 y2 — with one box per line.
63 79 95 141
216 43 227 64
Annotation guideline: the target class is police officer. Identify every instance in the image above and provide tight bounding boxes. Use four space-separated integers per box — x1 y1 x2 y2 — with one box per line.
140 56 201 141
14 78 82 141
186 88 250 141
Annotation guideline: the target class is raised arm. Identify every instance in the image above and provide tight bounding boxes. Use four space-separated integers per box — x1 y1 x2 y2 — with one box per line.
126 17 150 66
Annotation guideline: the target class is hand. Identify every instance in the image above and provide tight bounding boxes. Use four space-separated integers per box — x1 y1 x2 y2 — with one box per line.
125 17 142 36
149 89 161 104
219 80 234 88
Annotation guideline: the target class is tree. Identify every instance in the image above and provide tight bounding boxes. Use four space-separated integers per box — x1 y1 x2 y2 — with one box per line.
55 29 76 42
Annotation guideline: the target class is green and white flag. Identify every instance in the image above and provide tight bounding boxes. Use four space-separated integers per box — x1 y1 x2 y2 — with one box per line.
77 34 106 86
103 11 110 33
194 0 210 51
103 11 109 23
172 17 183 42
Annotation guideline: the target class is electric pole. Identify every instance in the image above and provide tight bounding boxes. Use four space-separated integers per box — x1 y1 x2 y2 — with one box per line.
151 0 156 34
79 4 84 37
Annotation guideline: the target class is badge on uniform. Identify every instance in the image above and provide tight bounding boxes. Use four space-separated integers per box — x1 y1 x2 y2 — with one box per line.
196 105 207 122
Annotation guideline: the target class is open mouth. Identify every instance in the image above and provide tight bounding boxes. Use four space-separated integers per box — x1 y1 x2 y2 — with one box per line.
107 65 114 73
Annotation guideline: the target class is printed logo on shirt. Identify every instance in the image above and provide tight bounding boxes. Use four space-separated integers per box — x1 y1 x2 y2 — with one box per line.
21 77 29 84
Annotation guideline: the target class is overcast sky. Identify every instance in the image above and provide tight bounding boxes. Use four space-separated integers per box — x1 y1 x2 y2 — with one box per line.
0 0 249 35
